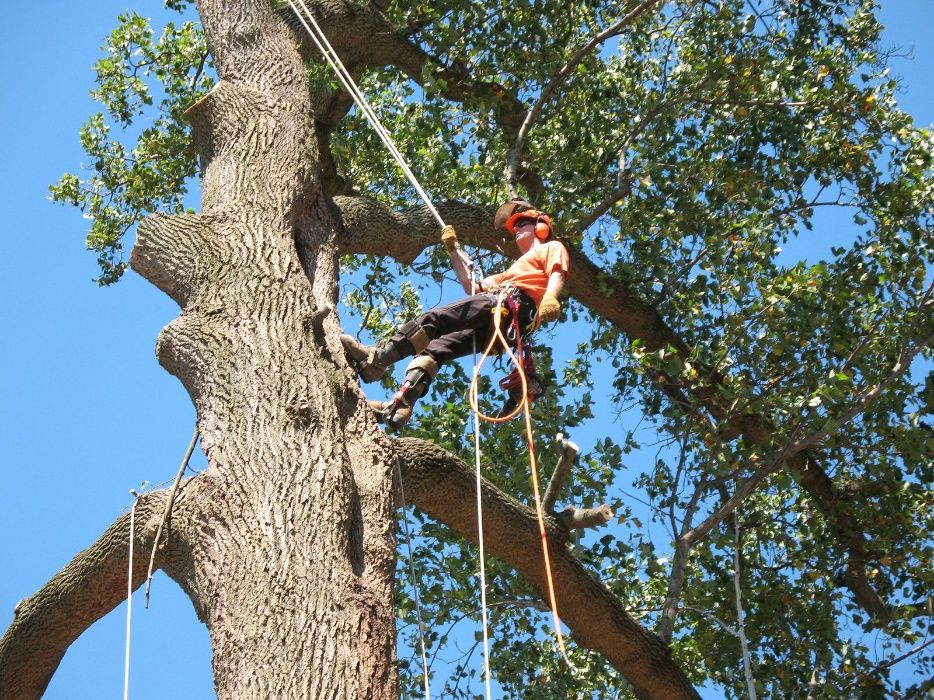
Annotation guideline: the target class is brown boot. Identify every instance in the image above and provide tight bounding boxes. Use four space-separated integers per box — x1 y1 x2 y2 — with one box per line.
341 334 393 383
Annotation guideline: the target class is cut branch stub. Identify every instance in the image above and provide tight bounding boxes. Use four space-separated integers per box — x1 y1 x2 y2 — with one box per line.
542 434 613 532
557 504 614 530
132 213 222 307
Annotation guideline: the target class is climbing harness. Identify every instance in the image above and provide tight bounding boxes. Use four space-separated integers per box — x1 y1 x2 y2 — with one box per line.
286 0 570 688
497 342 546 418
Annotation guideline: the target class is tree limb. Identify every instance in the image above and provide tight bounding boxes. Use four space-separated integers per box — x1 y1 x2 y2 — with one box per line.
0 491 182 699
506 0 666 196
331 193 899 623
393 436 699 700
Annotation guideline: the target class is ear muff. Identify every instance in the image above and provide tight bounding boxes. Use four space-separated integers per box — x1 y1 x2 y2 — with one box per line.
534 217 552 240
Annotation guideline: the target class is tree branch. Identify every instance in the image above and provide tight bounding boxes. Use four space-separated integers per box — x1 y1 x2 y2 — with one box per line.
542 433 580 512
332 194 902 623
393 436 699 700
0 491 182 699
505 0 666 196
688 327 934 551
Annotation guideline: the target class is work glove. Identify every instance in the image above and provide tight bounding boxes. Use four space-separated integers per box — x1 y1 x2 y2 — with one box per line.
537 293 561 325
441 224 458 252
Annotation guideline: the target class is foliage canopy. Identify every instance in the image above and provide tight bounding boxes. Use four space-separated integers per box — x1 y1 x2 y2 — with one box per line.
53 0 932 696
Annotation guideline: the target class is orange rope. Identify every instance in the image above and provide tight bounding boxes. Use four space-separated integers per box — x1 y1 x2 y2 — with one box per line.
468 295 572 667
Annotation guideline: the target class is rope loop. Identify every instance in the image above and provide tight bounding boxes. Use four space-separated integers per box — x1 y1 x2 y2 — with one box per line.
467 293 575 669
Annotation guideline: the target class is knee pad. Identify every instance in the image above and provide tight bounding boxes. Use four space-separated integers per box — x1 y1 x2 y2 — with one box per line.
393 319 431 356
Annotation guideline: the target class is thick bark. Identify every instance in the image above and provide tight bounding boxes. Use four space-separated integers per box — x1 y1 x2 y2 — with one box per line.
130 0 399 697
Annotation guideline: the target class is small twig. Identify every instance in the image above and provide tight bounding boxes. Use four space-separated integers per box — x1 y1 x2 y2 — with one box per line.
806 660 822 700
733 514 757 700
572 184 631 234
188 52 209 95
681 605 737 637
684 327 934 548
840 637 934 693
542 433 579 513
144 424 199 607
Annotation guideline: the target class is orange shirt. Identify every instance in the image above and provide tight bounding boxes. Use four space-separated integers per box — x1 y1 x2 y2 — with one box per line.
487 240 569 305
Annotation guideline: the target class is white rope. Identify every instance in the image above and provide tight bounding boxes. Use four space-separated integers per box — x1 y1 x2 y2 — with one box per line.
394 458 432 700
469 273 494 700
287 0 446 228
124 491 140 700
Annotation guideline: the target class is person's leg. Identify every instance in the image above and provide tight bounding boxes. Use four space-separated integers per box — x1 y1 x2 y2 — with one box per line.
342 294 495 382
373 355 440 428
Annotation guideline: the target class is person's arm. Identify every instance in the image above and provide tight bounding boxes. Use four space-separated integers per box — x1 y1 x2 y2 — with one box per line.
537 270 566 325
442 226 478 294
544 270 565 298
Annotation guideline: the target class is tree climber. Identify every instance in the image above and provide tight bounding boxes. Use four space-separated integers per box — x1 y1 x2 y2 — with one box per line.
342 200 570 428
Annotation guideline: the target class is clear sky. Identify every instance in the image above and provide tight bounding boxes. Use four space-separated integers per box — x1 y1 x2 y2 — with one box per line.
1 2 931 698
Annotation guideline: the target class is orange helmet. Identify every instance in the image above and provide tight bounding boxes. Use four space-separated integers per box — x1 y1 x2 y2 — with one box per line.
494 200 553 241
505 209 553 240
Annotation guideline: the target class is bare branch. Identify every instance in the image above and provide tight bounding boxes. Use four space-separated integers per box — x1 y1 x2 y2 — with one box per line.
732 516 757 700
505 0 666 196
145 425 199 606
542 433 580 512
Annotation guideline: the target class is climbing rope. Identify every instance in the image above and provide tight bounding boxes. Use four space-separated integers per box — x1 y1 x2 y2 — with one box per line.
468 294 573 668
467 272 495 700
287 0 445 228
286 3 494 693
394 457 433 700
124 491 140 700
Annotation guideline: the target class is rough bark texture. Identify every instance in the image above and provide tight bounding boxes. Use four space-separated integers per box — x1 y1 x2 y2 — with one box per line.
134 0 399 697
0 0 707 697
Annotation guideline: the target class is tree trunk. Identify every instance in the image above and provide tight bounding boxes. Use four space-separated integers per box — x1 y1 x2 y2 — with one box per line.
130 0 398 696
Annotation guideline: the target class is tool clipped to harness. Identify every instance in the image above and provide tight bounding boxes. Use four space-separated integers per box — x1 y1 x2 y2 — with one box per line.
497 343 546 418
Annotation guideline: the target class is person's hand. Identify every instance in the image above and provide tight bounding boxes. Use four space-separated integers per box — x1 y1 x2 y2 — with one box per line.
441 225 458 251
537 293 561 325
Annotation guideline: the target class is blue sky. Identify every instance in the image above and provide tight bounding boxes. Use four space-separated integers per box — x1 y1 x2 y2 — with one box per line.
1 2 932 698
